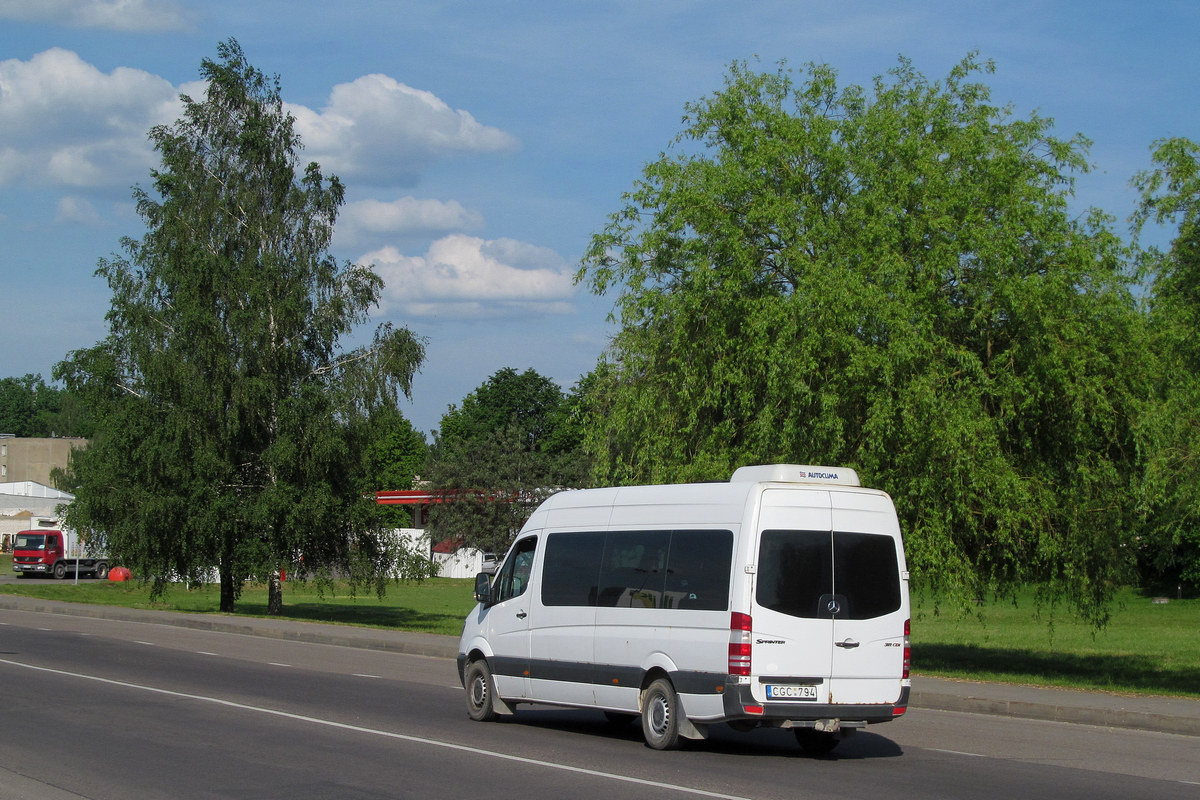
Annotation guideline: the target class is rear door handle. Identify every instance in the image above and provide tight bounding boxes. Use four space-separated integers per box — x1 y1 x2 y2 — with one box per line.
835 638 860 649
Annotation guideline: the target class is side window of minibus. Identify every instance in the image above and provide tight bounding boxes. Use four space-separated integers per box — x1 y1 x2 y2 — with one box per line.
495 536 537 604
541 532 605 606
597 531 669 608
663 530 733 610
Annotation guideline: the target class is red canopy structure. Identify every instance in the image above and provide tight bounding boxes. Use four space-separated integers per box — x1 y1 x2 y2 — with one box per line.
374 489 451 506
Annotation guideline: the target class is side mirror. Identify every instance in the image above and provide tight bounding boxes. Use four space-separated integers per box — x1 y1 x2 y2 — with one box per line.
473 572 493 605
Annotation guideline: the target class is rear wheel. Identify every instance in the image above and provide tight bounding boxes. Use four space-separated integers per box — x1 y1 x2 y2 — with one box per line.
464 659 498 722
641 678 683 750
95 562 109 580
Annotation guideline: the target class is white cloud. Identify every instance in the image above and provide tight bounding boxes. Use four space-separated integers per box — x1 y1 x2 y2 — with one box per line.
1 49 514 198
288 73 518 183
0 0 195 32
0 48 181 187
335 197 483 247
364 234 576 318
55 195 102 226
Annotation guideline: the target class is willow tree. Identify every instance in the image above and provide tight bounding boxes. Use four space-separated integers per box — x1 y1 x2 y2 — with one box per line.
1131 137 1200 592
55 39 427 612
577 55 1148 623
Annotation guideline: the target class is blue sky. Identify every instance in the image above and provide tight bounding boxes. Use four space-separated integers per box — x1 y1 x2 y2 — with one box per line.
2 1 1197 437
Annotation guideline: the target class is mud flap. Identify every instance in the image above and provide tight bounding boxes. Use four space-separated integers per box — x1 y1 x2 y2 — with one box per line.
492 693 516 716
675 694 708 740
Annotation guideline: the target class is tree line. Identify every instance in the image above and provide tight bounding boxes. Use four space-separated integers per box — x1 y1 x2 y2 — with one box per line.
0 374 94 438
21 42 1199 617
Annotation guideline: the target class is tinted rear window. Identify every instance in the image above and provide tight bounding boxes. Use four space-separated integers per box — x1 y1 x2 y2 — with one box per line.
757 530 900 620
835 531 903 619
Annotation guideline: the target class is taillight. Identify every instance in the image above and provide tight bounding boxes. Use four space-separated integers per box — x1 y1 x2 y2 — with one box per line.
893 618 911 717
728 612 752 676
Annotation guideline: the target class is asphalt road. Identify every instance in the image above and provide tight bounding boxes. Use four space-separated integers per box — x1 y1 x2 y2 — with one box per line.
1 607 1198 800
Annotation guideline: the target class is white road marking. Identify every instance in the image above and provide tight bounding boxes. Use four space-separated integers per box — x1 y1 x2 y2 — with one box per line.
0 656 752 800
928 748 986 758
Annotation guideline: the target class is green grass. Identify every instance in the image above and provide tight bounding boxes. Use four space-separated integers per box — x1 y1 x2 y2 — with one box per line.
0 553 477 636
912 586 1200 698
4 552 1197 698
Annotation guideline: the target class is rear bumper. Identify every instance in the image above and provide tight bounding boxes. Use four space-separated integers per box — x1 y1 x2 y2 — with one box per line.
722 682 909 725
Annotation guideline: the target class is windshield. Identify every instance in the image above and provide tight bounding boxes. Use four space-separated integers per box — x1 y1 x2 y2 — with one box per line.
15 534 47 550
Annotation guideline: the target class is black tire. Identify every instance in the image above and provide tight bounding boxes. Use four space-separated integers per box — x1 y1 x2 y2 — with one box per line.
794 728 840 755
603 711 637 725
641 678 683 750
95 562 109 580
464 659 498 722
53 561 67 579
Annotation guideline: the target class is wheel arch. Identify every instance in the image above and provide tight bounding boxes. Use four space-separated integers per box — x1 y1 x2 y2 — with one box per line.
639 665 673 696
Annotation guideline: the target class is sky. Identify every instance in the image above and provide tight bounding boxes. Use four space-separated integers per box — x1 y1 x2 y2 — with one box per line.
2 1 1197 438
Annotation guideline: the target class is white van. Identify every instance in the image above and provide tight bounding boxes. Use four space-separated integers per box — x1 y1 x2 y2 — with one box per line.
457 464 910 752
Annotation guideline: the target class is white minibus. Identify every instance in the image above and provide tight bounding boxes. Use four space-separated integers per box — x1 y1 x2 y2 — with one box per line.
457 464 910 752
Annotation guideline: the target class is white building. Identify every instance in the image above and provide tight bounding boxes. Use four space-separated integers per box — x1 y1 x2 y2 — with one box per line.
384 525 493 579
0 480 74 552
376 490 495 579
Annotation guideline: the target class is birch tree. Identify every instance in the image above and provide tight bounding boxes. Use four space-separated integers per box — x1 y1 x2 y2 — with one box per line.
56 40 428 612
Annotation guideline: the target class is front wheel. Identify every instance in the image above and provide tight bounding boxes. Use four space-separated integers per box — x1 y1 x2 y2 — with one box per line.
464 659 498 722
53 561 67 579
641 678 683 750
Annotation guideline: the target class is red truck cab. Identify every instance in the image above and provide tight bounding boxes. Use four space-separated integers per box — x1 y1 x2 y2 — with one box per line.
12 529 109 580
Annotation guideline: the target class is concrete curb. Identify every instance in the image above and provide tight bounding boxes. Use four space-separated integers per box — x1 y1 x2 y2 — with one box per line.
908 686 1200 737
4 594 1198 737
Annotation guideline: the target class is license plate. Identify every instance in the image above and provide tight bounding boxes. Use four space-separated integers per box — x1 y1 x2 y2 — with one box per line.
765 684 817 700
